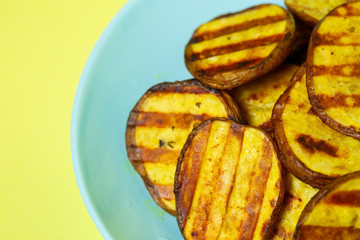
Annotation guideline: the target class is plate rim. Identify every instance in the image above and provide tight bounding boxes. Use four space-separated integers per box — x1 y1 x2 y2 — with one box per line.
70 0 140 239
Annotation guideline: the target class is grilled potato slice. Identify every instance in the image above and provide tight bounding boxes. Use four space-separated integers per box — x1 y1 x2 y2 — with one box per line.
272 173 318 240
307 1 360 140
285 0 351 27
295 171 360 239
184 4 296 89
175 118 283 240
272 65 360 188
126 80 243 215
231 63 299 133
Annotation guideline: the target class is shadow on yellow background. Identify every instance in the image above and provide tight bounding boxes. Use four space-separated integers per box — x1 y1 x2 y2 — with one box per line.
0 0 127 239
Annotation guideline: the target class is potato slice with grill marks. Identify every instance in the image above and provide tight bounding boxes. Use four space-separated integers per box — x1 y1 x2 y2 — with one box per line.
272 173 318 240
285 0 352 27
231 63 299 134
175 118 283 240
272 65 360 188
126 80 243 215
307 1 360 140
184 4 296 90
295 171 360 240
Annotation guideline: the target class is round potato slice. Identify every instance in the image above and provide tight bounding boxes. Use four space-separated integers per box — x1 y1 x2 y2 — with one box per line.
285 0 351 27
272 65 360 188
272 173 318 240
307 1 360 140
184 4 296 89
175 118 283 240
295 171 360 240
231 63 299 134
126 79 243 215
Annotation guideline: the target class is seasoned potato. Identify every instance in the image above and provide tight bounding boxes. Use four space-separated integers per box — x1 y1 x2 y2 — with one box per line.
295 171 360 239
231 63 299 133
307 1 360 140
175 118 283 240
184 4 296 89
285 0 352 27
272 173 318 240
272 65 360 188
126 80 243 215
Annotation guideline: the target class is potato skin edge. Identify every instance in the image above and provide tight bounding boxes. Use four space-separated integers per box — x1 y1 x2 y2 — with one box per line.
174 117 285 239
294 170 360 239
306 2 360 141
272 64 335 188
184 4 297 90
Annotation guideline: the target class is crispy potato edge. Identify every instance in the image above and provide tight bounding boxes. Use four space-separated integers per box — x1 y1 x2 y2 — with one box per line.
272 64 335 188
306 2 360 141
294 170 360 239
184 4 296 90
126 79 244 215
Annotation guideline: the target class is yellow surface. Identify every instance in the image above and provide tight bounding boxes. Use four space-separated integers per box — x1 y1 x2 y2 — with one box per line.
0 0 127 239
283 70 360 176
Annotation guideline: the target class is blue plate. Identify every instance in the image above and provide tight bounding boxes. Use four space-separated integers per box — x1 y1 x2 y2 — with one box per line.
71 0 283 239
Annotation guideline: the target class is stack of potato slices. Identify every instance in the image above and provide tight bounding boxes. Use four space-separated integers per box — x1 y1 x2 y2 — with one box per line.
273 65 360 188
126 80 243 214
125 1 360 239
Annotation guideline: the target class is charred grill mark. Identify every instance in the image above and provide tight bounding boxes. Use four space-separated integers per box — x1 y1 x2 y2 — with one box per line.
179 124 212 228
313 64 360 77
202 57 264 74
296 134 339 157
217 125 244 238
314 33 360 46
316 93 360 109
332 3 360 16
195 123 235 237
154 185 176 200
192 15 287 43
127 146 180 164
324 190 360 207
191 34 285 61
239 139 273 240
131 112 210 129
298 225 360 239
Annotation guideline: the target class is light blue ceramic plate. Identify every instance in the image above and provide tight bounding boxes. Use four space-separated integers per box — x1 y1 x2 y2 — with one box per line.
71 0 283 239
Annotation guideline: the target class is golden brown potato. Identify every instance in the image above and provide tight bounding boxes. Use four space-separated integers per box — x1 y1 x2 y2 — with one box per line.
285 0 352 27
231 63 299 133
272 65 360 188
175 118 284 240
272 173 318 240
307 1 360 140
295 171 360 240
126 79 243 215
184 4 296 89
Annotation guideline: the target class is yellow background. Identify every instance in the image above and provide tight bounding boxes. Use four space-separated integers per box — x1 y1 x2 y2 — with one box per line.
0 0 127 239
